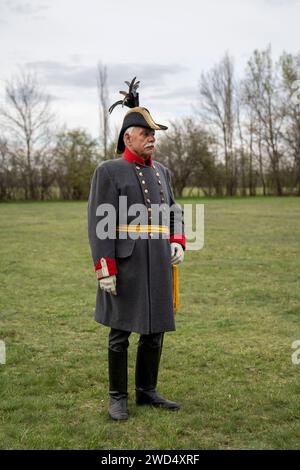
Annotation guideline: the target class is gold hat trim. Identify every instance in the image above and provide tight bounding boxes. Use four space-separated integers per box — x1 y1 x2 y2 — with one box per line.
125 107 162 130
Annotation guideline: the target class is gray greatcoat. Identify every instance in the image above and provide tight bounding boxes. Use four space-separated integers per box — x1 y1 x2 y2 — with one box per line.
87 156 184 335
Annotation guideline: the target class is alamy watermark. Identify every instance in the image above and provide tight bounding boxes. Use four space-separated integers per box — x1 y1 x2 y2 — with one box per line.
94 197 204 251
0 340 5 365
291 340 300 365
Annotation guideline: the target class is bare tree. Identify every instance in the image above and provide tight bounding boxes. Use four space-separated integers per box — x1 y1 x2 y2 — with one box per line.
0 70 56 199
97 62 110 160
54 129 99 200
0 136 10 200
279 51 300 195
243 47 286 196
199 53 237 195
236 88 248 196
238 82 264 195
156 118 215 197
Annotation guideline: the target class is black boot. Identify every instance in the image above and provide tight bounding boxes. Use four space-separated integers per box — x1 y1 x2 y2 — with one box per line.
135 342 180 410
108 348 128 421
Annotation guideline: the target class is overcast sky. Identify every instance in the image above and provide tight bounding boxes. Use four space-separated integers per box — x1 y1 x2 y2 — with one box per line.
1 0 300 139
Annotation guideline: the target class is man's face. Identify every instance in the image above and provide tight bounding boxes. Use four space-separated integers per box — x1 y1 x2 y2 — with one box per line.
125 127 156 159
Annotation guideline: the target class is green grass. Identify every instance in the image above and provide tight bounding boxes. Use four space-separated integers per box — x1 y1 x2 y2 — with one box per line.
0 197 300 449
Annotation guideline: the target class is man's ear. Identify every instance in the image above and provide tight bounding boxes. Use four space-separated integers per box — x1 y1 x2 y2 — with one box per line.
124 132 130 146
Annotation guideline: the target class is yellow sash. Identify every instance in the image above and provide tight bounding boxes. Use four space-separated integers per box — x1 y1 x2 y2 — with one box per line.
117 224 169 234
172 265 179 314
117 224 179 313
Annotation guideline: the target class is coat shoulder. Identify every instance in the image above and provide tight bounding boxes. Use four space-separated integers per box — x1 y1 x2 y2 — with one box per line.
94 158 129 179
152 160 170 176
97 158 126 172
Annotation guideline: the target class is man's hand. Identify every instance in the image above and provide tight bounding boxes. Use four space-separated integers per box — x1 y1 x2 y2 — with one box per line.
170 242 184 265
99 275 117 295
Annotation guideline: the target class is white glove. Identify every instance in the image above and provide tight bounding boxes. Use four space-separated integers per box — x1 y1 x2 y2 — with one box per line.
99 275 117 295
170 242 184 265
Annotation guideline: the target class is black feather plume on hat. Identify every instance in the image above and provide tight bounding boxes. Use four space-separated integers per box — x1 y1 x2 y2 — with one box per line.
108 77 140 114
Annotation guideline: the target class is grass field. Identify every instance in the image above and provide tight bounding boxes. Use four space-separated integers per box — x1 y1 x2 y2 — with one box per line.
0 197 300 450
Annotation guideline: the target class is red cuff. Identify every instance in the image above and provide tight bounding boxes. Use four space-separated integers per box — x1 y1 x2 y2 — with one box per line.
170 234 186 250
95 257 118 280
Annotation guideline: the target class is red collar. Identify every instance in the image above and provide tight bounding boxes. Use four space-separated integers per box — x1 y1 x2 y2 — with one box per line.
123 147 153 167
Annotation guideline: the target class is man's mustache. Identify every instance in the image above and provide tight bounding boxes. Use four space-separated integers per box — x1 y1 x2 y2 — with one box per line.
144 143 155 148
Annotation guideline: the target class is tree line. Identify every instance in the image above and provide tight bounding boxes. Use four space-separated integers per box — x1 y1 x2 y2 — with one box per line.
1 46 300 200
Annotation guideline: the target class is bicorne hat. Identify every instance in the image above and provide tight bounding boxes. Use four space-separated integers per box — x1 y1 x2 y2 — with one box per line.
109 77 168 154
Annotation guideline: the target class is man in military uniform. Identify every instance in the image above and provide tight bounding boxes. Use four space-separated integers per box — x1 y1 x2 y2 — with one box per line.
88 78 185 421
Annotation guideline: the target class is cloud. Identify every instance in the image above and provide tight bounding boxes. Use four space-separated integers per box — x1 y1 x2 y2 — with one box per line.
25 61 97 88
3 0 49 16
108 63 187 88
48 93 67 102
263 0 299 5
25 61 187 90
149 86 198 101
